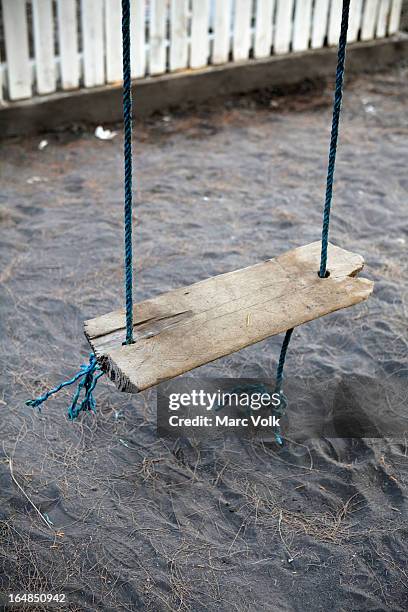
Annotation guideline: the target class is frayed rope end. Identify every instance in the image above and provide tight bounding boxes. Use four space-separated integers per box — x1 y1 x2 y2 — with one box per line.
26 354 104 420
273 387 289 447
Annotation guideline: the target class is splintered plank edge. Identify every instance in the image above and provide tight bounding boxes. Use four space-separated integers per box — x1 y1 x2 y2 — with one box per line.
85 242 374 392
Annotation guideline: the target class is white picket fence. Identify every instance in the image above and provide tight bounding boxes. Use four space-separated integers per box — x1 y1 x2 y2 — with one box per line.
0 0 403 103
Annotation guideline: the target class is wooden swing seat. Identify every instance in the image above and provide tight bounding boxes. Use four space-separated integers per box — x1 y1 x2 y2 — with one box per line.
85 242 373 393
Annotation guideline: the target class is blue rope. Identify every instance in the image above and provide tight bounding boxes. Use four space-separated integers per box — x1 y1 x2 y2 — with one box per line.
122 0 134 345
26 354 103 420
26 1 134 417
275 328 294 395
274 0 350 443
273 328 294 445
319 0 350 278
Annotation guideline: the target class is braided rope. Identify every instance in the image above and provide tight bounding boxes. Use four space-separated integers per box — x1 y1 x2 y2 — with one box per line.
273 328 294 445
122 0 134 344
27 1 134 417
275 328 294 395
275 0 350 442
319 0 350 278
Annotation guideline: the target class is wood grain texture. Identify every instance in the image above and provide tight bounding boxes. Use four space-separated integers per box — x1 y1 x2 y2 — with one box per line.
85 242 373 393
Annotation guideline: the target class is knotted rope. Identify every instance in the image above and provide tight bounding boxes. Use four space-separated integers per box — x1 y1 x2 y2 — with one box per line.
275 0 350 441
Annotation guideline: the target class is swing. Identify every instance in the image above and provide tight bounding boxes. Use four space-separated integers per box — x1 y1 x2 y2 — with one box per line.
27 0 373 430
85 0 372 393
85 242 372 393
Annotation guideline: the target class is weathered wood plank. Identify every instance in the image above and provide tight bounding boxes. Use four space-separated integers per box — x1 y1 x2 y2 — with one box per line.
85 242 373 393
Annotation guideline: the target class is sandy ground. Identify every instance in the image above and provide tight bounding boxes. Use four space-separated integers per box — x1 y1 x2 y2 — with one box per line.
0 66 407 611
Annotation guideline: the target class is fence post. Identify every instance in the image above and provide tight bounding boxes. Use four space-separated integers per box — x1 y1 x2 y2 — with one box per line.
213 0 232 64
105 0 123 83
2 0 31 100
233 0 252 61
327 0 342 46
170 0 189 71
376 0 391 38
150 0 167 75
293 0 313 52
191 0 210 69
57 0 80 90
32 0 56 95
389 0 403 33
81 0 105 88
275 0 295 54
254 0 275 59
131 0 146 78
361 0 381 41
347 0 363 42
311 0 330 49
